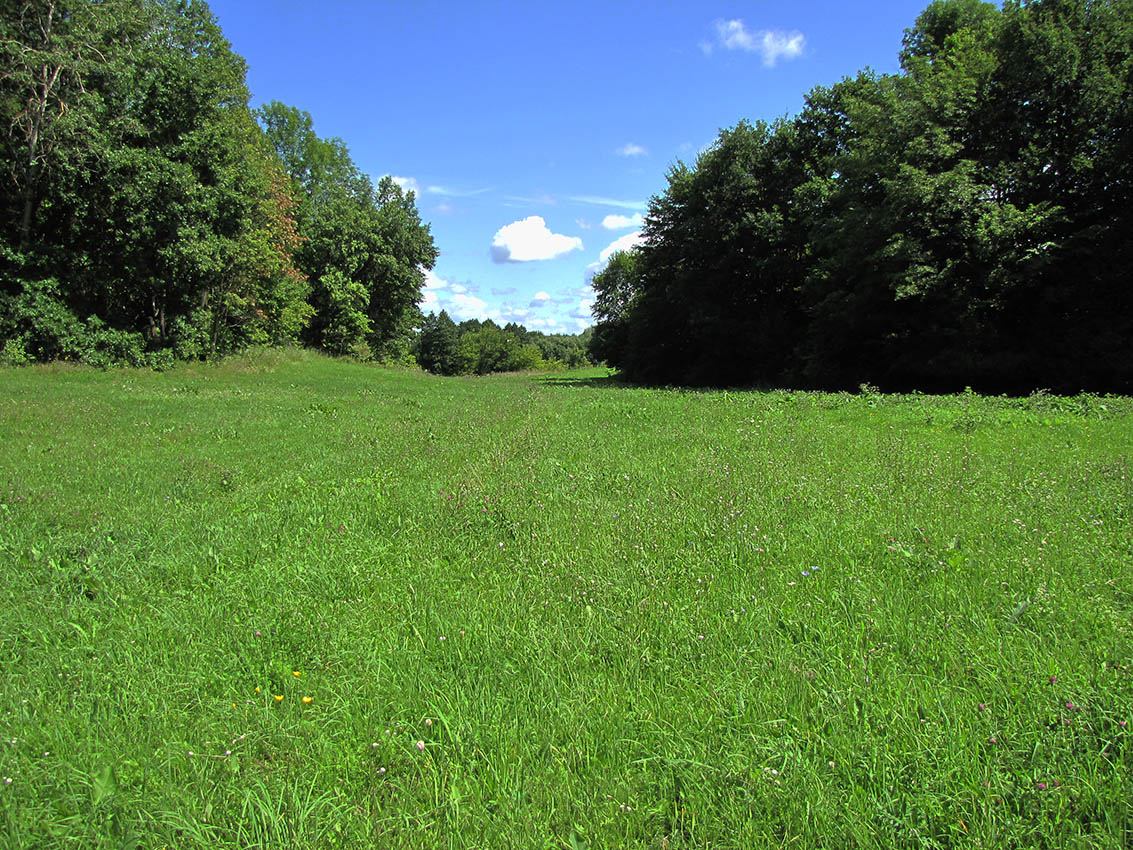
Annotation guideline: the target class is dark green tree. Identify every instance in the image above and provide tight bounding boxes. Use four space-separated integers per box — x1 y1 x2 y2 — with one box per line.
587 249 640 369
416 309 459 374
1 0 311 363
623 119 813 385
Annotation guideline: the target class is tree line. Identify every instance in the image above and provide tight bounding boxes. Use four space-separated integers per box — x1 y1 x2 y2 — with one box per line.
1 0 436 367
415 311 593 376
590 0 1132 393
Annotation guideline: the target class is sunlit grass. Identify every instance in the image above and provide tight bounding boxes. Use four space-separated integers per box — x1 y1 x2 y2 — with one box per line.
1 351 1130 848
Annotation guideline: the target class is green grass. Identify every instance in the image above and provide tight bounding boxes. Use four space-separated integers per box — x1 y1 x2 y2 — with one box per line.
1 349 1130 849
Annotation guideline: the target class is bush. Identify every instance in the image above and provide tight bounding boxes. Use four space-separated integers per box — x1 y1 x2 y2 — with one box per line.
0 337 30 366
1 278 145 367
0 277 87 362
171 309 214 361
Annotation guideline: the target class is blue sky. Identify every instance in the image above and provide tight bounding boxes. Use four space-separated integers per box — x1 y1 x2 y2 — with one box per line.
208 0 930 334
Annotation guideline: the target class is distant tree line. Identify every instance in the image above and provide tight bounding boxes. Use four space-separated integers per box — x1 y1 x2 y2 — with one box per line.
1 0 435 367
591 0 1132 393
414 311 594 375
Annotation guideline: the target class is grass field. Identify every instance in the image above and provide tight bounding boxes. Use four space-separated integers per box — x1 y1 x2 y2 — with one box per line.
1 350 1130 849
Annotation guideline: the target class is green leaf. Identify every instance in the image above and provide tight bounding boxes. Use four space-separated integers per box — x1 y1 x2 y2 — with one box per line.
92 764 117 806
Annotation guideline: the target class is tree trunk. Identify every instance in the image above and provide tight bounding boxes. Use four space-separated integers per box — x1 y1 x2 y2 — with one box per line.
15 2 61 249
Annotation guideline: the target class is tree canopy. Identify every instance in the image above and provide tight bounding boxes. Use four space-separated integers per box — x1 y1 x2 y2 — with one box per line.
1 0 435 366
590 0 1133 393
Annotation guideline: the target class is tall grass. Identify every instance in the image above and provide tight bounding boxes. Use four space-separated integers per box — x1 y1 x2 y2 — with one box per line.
1 352 1130 848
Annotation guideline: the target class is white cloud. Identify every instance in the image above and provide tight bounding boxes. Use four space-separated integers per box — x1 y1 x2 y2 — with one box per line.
529 291 552 308
616 142 648 157
490 216 583 263
526 317 559 331
501 306 532 323
390 175 421 196
426 184 492 197
449 292 490 321
422 268 449 291
450 283 468 294
433 202 455 216
584 231 647 282
420 289 442 313
569 298 594 320
503 193 557 206
569 195 647 211
707 20 805 66
600 231 647 264
602 213 645 230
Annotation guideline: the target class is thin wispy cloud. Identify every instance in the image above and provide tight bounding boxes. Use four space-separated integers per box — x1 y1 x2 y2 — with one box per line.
503 193 558 206
426 185 493 197
616 142 648 157
569 195 647 211
702 19 805 67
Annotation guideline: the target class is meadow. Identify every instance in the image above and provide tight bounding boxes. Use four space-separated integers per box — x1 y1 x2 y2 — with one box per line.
0 350 1130 849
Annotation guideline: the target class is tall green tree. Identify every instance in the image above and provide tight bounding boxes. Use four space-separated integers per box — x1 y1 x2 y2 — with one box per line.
1 0 311 362
621 119 813 385
587 249 640 369
608 0 1132 392
258 102 437 358
416 309 459 374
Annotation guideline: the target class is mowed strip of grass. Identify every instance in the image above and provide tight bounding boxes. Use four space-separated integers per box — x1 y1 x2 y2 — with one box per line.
0 350 1130 849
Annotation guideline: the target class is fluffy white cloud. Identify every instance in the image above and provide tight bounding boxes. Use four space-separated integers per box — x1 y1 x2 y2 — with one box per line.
602 213 645 230
529 291 552 308
389 175 421 196
616 142 648 157
584 231 647 282
449 292 490 320
422 268 449 290
600 231 646 264
705 20 805 66
490 216 583 263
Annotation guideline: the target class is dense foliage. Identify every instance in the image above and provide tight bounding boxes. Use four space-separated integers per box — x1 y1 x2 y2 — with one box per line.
414 310 593 375
593 0 1133 392
0 0 436 366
